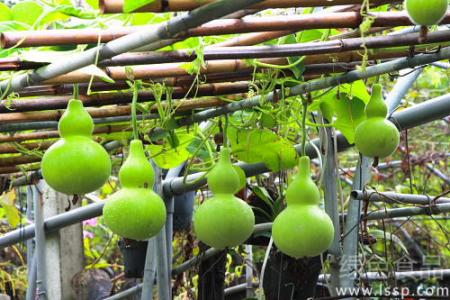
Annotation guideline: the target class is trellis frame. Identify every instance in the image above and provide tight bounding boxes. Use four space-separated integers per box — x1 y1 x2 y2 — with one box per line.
0 0 449 299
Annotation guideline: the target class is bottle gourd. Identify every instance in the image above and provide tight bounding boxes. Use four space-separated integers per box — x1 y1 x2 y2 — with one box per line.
405 0 448 26
41 99 111 195
103 140 166 240
193 148 255 249
354 84 400 159
272 156 334 258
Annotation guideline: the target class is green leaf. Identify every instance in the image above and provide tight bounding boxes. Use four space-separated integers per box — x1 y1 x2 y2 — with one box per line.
0 190 20 228
227 127 297 172
147 132 194 169
79 65 115 83
11 1 43 26
124 0 156 13
0 3 12 22
311 80 370 143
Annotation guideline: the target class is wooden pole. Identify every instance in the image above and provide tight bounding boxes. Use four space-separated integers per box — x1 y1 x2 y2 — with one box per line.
99 0 397 14
1 11 445 48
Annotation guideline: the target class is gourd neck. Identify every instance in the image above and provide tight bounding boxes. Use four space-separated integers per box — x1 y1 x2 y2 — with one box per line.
285 156 321 206
366 84 388 119
207 147 241 195
59 99 94 138
119 140 155 189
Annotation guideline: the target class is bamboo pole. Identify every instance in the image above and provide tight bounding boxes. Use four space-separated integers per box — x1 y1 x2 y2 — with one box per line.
1 82 251 112
0 0 266 96
0 94 245 125
1 11 445 49
99 0 397 14
31 30 450 85
0 124 129 143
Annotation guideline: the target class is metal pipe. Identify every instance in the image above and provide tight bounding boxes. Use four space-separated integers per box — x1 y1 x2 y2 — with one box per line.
32 185 48 300
352 190 450 205
25 186 34 271
321 122 342 295
0 0 266 96
140 239 156 300
25 254 37 300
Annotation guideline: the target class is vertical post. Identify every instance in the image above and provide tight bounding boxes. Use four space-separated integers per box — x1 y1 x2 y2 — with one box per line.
32 185 47 300
152 166 171 300
140 239 156 300
321 124 342 296
26 186 34 272
39 180 84 300
340 156 373 295
245 244 254 298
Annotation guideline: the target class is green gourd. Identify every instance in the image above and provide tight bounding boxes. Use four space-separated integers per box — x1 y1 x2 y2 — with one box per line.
41 99 111 195
354 84 400 159
272 156 334 258
103 140 166 240
405 0 447 26
193 148 255 249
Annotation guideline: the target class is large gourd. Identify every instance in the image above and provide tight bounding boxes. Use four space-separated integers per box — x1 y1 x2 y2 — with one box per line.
272 156 334 258
41 99 111 195
193 148 255 249
103 140 166 240
354 84 400 159
405 0 448 26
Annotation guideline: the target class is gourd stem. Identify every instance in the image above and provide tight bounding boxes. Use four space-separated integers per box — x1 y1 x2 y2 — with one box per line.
73 84 79 100
301 98 308 156
131 81 140 140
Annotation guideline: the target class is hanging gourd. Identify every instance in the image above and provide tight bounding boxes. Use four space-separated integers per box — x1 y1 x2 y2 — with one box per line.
354 84 400 159
103 140 166 241
41 99 111 195
405 0 448 26
193 148 255 249
272 156 334 258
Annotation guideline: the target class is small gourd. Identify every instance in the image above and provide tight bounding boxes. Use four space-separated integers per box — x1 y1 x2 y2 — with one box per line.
41 99 111 195
405 0 448 26
103 140 166 240
354 84 400 159
272 156 334 258
193 148 255 249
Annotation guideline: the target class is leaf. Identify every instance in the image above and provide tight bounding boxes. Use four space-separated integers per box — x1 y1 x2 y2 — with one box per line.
147 132 195 169
0 3 12 22
311 80 370 143
124 0 156 13
0 190 20 228
11 1 43 26
330 94 366 144
227 127 297 172
79 65 115 83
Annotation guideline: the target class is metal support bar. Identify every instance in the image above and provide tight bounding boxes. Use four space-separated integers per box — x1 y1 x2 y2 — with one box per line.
32 185 48 300
140 239 156 300
352 190 450 204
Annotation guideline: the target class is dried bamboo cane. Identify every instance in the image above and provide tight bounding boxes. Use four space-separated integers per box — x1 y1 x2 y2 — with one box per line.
0 125 130 143
1 11 441 49
0 82 251 112
99 0 397 14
